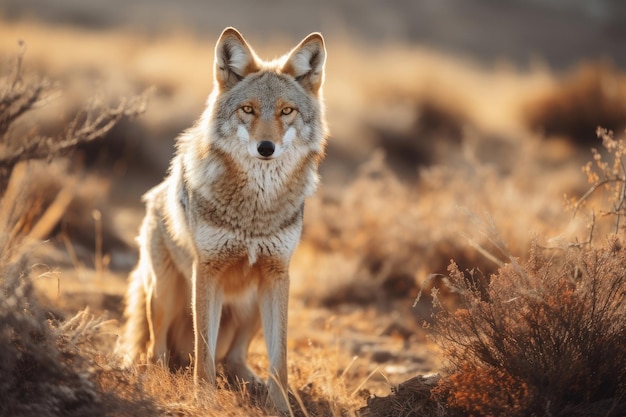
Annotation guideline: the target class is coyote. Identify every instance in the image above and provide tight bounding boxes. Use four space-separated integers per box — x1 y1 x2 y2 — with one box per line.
119 27 327 411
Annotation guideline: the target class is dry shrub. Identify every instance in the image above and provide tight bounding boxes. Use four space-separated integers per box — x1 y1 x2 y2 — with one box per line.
0 259 97 417
431 240 626 417
366 128 626 416
304 151 503 309
525 63 626 145
0 256 160 417
0 45 148 192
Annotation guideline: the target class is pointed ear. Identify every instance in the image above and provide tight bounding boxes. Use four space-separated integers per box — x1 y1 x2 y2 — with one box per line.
214 27 260 91
282 33 326 94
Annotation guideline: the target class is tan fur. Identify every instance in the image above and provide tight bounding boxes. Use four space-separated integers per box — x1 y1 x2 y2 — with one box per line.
118 27 327 413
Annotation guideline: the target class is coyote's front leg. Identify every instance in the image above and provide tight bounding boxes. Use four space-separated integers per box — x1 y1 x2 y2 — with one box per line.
192 261 223 387
259 268 290 413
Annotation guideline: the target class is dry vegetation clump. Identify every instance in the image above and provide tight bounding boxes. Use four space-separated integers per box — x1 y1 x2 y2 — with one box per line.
358 225 626 416
304 150 483 310
524 63 626 145
363 129 626 416
0 258 101 417
432 238 626 417
0 261 159 417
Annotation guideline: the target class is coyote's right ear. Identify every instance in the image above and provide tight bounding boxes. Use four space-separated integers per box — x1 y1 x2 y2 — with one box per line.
214 27 260 91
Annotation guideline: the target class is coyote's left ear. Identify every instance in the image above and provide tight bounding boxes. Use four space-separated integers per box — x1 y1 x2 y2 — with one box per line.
282 33 326 94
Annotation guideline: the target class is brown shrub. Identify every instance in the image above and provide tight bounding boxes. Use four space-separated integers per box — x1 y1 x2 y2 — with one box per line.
0 255 160 417
432 240 626 416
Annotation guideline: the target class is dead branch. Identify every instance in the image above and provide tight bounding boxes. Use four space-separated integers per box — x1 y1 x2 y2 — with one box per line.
0 45 149 196
572 177 623 217
0 93 148 170
0 43 50 140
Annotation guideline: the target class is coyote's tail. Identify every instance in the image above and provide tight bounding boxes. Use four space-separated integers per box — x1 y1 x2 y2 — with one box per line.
116 266 150 365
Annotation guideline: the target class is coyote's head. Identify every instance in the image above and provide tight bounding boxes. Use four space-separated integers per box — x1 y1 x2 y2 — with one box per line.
205 27 327 162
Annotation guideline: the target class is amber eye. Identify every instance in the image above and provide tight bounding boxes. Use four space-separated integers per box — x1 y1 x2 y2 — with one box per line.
241 105 254 114
281 107 294 116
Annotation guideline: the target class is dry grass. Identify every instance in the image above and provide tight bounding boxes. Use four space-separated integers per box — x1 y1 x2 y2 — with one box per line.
1 17 625 417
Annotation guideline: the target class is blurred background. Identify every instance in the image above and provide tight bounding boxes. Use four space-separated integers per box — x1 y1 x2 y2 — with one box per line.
2 0 626 394
4 0 626 68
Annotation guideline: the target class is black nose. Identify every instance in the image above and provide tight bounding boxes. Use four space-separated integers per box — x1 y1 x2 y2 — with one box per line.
257 141 275 157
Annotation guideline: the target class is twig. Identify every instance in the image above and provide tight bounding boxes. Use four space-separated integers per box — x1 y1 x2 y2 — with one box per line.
613 158 626 233
568 210 595 249
572 177 623 218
